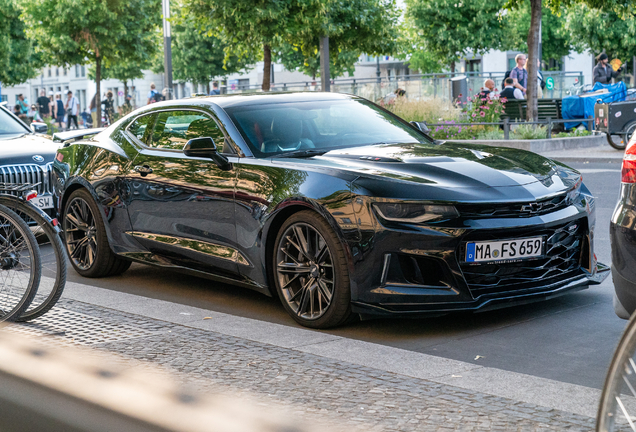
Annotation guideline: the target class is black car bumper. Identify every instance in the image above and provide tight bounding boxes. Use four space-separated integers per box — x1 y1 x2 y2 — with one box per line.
349 196 608 317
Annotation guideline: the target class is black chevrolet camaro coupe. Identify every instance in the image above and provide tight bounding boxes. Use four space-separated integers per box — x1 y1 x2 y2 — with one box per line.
53 92 608 328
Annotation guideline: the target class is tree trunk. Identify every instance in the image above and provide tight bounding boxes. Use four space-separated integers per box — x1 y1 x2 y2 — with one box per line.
206 82 210 95
123 81 129 102
262 44 271 91
450 61 455 73
96 56 102 127
526 0 541 122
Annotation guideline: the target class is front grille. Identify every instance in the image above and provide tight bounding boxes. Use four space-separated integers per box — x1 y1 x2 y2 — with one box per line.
459 219 586 297
457 194 569 218
0 163 54 196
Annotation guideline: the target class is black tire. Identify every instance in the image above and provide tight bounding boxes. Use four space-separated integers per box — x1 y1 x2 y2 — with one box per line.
272 210 351 329
0 197 67 321
0 204 40 322
597 311 636 431
62 189 131 278
606 133 627 150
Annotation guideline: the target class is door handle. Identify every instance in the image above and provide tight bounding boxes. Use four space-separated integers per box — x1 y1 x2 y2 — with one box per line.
134 165 153 176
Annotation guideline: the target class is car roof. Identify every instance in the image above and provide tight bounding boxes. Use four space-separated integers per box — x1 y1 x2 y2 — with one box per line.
140 92 360 112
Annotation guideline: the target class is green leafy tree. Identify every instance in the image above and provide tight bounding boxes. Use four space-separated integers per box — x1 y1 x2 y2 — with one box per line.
23 0 160 126
277 0 400 79
172 9 251 93
184 0 326 91
502 1 573 69
565 4 636 63
0 0 41 87
404 0 507 72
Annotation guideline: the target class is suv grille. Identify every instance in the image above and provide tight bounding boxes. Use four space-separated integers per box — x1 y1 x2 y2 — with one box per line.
0 163 54 196
457 194 569 218
459 219 585 297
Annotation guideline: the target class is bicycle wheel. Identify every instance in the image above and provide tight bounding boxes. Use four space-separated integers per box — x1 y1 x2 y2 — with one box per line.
0 204 40 322
598 313 636 431
0 198 67 321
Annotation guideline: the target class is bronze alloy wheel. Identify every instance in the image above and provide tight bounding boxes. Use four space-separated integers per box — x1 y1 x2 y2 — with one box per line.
62 189 131 278
273 211 351 328
64 196 97 271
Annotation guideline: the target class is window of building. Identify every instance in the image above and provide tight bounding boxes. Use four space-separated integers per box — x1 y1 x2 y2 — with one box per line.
48 68 51 77
63 68 67 76
466 59 481 73
75 65 80 77
56 68 59 76
81 66 86 77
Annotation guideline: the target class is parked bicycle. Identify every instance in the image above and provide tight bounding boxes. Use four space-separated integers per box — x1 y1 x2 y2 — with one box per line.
0 183 66 322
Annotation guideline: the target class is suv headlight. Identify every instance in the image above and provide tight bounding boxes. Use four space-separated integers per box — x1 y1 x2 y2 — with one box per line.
566 176 583 205
373 203 459 223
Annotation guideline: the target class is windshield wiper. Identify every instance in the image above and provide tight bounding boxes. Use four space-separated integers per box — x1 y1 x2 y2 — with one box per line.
276 149 331 158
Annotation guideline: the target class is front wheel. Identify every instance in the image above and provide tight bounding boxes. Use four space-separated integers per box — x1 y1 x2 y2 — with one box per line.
607 133 627 150
273 210 351 329
62 189 131 278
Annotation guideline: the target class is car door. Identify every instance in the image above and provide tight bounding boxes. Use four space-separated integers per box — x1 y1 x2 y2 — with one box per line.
126 109 242 277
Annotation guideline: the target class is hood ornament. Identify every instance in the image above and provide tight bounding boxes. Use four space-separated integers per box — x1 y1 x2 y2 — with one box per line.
32 155 44 163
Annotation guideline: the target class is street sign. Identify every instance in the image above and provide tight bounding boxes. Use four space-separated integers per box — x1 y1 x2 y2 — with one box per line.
546 77 554 90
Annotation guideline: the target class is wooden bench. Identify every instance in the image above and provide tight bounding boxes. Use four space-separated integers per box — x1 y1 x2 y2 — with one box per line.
502 99 562 121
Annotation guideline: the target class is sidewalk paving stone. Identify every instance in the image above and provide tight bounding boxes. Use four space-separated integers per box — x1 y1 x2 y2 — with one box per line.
5 297 599 431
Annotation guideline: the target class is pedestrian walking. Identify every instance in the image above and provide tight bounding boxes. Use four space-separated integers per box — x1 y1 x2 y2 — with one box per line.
101 91 115 126
48 91 56 118
55 93 65 130
500 77 524 100
17 94 29 117
593 53 622 85
209 82 220 95
147 83 158 104
64 90 80 130
510 54 528 95
524 59 545 98
36 90 50 119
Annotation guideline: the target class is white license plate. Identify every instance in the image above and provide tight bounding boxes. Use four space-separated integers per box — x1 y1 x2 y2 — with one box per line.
30 195 53 210
465 236 544 263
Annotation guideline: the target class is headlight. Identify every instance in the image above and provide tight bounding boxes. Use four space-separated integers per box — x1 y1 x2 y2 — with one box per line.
373 203 459 223
566 176 583 205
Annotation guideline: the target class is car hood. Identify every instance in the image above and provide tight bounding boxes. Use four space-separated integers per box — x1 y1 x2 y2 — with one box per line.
272 142 581 201
0 133 58 166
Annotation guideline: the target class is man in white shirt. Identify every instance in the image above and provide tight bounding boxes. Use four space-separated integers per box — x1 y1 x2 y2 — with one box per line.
65 90 80 130
499 78 524 100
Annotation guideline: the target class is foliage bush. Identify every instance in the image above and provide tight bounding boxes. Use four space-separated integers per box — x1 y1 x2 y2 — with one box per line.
387 97 461 124
511 124 547 140
553 129 591 138
458 95 505 123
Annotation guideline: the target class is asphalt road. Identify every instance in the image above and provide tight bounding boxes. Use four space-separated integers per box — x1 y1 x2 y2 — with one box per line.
63 160 626 391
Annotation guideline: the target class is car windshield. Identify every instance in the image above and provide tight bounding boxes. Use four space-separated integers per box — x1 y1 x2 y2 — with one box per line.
224 98 432 157
0 107 29 135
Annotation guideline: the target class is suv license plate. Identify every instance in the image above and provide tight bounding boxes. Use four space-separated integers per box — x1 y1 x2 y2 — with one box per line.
465 236 544 263
30 196 53 210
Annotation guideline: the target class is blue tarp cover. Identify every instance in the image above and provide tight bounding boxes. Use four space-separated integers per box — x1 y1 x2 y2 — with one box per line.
561 81 627 129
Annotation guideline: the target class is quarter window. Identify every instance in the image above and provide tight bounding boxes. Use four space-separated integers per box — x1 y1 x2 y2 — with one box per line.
149 110 225 152
127 114 154 144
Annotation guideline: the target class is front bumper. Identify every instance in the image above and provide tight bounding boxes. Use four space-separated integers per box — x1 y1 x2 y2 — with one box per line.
348 196 607 317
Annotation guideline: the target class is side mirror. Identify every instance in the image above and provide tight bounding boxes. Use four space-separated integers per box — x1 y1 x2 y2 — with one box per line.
31 122 48 134
183 137 232 171
410 121 430 134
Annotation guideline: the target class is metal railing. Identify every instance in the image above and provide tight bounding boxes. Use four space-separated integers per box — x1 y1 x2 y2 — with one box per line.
224 71 585 101
426 117 596 140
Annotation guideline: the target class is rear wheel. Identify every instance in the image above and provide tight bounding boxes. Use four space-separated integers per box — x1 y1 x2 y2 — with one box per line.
62 189 131 278
273 210 351 329
607 123 636 151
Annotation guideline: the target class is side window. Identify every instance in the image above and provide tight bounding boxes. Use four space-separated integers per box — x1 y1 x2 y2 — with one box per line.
149 110 226 152
127 114 154 144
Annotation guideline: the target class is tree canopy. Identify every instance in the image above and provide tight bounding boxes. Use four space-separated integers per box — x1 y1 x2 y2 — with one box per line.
404 0 507 72
172 8 251 89
22 0 160 125
565 4 636 62
277 0 400 79
0 0 41 87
